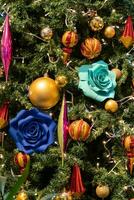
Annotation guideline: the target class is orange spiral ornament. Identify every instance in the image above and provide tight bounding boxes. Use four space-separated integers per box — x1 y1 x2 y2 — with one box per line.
69 119 91 141
80 37 102 59
61 31 78 48
123 135 134 175
123 135 134 152
14 152 30 172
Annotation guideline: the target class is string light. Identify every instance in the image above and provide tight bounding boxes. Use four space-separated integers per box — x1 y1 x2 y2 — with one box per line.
96 157 100 168
126 45 134 56
102 129 116 163
10 168 21 178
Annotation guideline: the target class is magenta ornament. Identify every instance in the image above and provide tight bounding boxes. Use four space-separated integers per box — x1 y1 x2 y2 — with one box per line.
1 15 12 81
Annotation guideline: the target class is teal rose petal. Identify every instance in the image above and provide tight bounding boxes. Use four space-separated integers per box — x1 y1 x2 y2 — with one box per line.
78 60 116 102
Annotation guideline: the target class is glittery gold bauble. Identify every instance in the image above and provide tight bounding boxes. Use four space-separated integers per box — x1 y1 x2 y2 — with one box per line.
28 77 60 109
16 191 28 200
55 75 68 87
104 26 115 38
111 68 122 80
104 99 118 113
59 191 73 200
89 16 104 31
40 27 53 40
86 113 93 121
96 185 110 198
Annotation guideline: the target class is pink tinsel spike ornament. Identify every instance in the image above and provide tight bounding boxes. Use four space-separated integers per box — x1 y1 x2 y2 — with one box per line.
58 94 69 166
70 164 86 197
120 16 134 48
1 15 12 81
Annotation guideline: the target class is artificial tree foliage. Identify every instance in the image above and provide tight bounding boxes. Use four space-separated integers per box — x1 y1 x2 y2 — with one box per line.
0 0 133 199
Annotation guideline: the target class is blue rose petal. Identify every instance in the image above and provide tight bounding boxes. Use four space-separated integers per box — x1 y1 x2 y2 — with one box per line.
36 111 53 125
8 108 56 154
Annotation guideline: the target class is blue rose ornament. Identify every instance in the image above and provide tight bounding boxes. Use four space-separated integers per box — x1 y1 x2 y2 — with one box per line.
8 108 56 154
78 60 116 102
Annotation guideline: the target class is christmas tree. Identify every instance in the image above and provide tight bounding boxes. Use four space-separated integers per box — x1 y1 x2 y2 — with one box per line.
0 0 134 199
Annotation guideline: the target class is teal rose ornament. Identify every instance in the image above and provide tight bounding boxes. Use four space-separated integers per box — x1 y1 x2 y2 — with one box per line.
78 60 116 102
8 108 56 154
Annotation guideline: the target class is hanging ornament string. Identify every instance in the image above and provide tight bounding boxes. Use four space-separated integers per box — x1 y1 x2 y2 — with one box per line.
65 9 77 30
24 31 60 64
82 9 97 17
99 0 109 9
126 44 134 56
117 95 134 106
13 56 25 64
10 167 21 178
24 32 45 42
107 160 121 175
47 53 59 64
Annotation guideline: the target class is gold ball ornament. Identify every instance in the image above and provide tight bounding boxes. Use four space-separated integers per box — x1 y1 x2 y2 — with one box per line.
104 99 118 113
59 191 73 200
89 16 104 31
16 191 28 200
104 26 115 38
111 68 122 80
81 37 102 59
40 27 53 40
96 185 110 199
28 77 60 110
55 75 68 88
54 191 73 200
